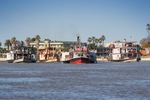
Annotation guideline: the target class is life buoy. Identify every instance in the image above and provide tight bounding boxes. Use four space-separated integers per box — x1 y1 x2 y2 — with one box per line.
31 54 35 59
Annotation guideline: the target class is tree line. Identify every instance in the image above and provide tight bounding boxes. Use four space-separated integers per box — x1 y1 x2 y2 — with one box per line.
1 35 41 53
0 34 106 53
87 35 106 50
140 24 150 48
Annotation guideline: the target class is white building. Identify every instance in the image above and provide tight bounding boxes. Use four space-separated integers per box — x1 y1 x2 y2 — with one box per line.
29 40 78 49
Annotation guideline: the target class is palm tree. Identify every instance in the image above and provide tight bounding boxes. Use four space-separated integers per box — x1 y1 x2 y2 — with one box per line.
91 36 96 44
4 39 11 50
10 37 16 50
31 37 36 42
35 35 41 49
25 37 31 47
15 40 22 49
87 37 92 44
101 35 106 46
95 38 99 47
98 38 102 47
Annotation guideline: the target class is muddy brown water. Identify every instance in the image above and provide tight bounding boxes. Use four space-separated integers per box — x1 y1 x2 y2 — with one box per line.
0 61 150 100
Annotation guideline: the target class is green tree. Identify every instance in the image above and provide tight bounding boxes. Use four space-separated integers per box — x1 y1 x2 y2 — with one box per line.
91 36 96 44
87 35 106 50
10 37 16 50
87 36 99 50
95 38 99 47
4 39 11 50
87 37 92 44
98 37 102 47
16 40 24 49
25 37 31 47
101 35 106 46
0 42 1 47
31 38 36 42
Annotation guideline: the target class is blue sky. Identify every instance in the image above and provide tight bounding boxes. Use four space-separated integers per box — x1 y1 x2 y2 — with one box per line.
0 0 150 46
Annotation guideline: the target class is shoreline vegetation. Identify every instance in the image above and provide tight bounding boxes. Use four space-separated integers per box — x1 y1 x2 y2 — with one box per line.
1 56 150 62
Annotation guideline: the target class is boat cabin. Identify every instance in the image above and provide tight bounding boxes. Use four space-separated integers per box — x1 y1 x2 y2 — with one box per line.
7 47 36 63
108 41 141 62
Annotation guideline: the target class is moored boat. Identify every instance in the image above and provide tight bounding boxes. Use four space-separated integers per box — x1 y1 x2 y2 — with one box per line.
37 47 57 62
107 40 141 62
60 36 97 64
7 47 36 63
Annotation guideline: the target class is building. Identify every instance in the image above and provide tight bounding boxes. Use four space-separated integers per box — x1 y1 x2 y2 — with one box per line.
29 40 86 49
30 40 63 49
96 47 110 57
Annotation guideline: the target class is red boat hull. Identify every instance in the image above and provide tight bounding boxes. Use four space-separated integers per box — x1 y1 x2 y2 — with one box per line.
70 57 95 64
62 57 96 64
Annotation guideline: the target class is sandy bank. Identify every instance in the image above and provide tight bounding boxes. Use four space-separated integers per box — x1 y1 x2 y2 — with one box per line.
141 57 150 61
0 58 7 62
97 57 150 62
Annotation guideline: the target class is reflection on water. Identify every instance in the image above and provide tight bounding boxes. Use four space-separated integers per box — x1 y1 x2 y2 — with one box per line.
0 61 150 100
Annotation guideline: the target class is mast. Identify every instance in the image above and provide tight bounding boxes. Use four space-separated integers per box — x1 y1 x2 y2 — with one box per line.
146 24 150 38
77 35 82 56
77 35 81 47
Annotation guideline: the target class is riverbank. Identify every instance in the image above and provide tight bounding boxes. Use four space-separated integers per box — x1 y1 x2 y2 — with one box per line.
97 56 150 62
0 58 6 62
141 56 150 61
1 56 150 62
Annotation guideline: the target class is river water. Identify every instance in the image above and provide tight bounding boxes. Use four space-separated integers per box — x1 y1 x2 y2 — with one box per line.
0 61 150 100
